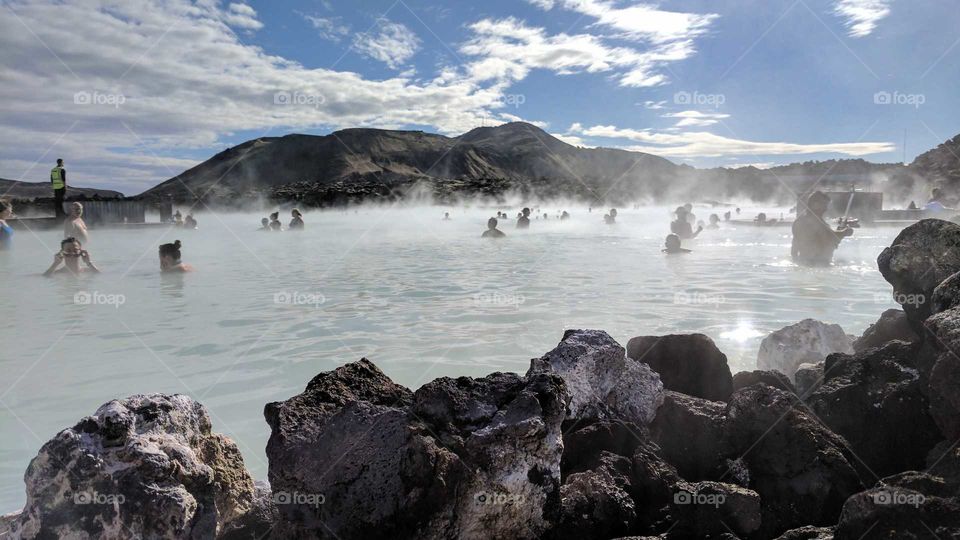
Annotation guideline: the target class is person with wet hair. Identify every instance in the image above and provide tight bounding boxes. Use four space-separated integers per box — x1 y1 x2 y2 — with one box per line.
707 214 721 229
791 190 853 266
0 200 13 250
516 207 531 229
604 208 618 224
289 209 304 230
482 217 506 238
443 212 451 221
64 202 89 244
671 206 702 239
184 214 198 229
259 218 270 231
44 237 99 276
269 212 283 231
159 240 194 273
662 233 691 254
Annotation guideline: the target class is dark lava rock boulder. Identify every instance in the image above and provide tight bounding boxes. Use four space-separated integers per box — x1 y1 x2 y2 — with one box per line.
794 362 825 398
219 481 279 540
774 526 835 539
877 218 960 332
807 341 941 478
412 371 569 539
670 480 762 539
726 384 864 538
835 472 960 539
649 391 731 481
732 369 797 394
561 419 646 477
852 308 917 352
265 358 569 540
932 270 960 315
920 309 960 440
557 452 637 540
529 329 663 427
625 333 733 402
12 394 255 540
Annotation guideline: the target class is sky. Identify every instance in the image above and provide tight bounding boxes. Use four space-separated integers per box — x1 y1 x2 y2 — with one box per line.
1 0 958 195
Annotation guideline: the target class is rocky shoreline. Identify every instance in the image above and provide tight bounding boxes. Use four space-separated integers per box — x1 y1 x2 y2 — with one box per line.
4 219 960 539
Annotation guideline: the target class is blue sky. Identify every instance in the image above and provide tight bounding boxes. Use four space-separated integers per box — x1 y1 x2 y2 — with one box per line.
1 0 958 194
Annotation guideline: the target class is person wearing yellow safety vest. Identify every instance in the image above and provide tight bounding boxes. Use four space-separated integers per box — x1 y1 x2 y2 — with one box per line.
50 158 67 219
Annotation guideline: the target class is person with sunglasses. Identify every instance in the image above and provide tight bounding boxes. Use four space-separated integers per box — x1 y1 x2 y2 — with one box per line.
44 237 100 276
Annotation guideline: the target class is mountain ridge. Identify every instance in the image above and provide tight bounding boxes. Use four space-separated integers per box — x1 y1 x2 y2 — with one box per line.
137 122 942 206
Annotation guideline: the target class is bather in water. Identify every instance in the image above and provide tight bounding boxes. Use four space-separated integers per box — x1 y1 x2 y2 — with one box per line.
159 240 194 273
482 217 506 239
44 237 100 276
670 207 702 239
791 190 854 266
662 234 691 254
516 208 531 229
289 209 304 230
269 212 283 231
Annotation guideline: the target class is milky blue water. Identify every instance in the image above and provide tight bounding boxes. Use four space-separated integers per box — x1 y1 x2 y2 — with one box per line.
0 205 903 510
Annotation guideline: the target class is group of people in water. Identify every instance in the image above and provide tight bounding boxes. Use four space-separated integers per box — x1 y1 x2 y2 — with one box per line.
0 186 932 275
259 209 304 231
171 211 198 229
0 199 195 274
474 191 859 266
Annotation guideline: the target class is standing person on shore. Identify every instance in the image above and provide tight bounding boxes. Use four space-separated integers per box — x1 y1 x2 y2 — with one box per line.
50 158 66 219
63 202 89 244
0 200 13 250
289 209 304 230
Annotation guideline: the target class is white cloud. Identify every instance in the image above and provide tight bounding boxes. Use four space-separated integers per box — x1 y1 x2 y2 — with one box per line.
833 0 892 38
300 13 351 42
531 0 717 44
352 19 420 69
460 17 695 87
570 124 895 157
222 3 263 30
642 100 667 109
662 110 730 128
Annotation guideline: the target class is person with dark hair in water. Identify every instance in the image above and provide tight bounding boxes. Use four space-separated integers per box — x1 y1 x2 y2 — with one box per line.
482 217 506 238
517 207 531 229
0 200 13 250
662 233 691 254
707 214 721 229
184 214 198 229
443 212 451 221
259 218 270 231
44 237 100 276
604 208 618 224
159 240 194 272
561 210 570 220
791 190 853 266
289 209 304 230
269 212 282 231
723 210 732 221
671 207 702 239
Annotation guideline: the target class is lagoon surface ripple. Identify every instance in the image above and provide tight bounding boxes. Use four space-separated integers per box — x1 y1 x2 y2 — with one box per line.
0 205 901 509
